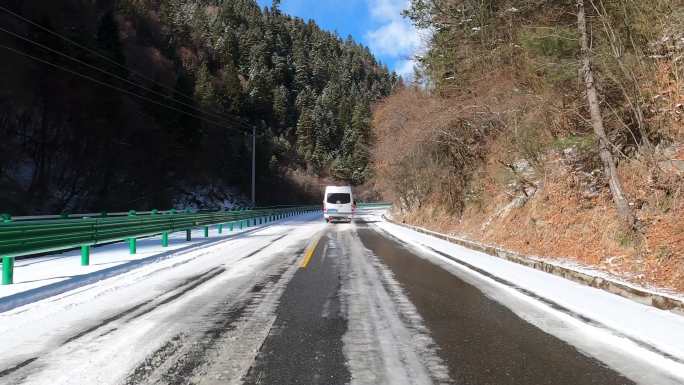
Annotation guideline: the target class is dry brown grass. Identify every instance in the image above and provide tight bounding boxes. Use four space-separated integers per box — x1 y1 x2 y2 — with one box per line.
392 136 684 292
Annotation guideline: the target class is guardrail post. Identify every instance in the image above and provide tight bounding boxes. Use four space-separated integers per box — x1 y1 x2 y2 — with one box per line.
204 226 209 238
186 229 191 241
229 222 234 231
129 238 137 254
162 232 169 247
2 257 14 285
239 220 243 230
81 245 90 266
218 224 223 234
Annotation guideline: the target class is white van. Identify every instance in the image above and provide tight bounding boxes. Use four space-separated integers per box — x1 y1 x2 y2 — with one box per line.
323 185 355 222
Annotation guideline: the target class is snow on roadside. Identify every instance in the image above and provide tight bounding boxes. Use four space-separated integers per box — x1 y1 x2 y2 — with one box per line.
390 213 684 305
0 213 318 311
0 213 324 385
372 214 684 385
338 224 451 385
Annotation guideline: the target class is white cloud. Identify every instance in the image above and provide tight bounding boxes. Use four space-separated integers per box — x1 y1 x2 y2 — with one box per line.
364 0 429 79
366 19 421 57
368 0 409 21
395 58 417 79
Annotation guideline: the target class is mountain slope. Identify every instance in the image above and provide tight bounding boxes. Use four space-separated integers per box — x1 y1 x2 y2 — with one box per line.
0 0 396 214
373 1 683 291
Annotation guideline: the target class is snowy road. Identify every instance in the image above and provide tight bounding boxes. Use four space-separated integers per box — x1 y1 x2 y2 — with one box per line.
1 211 683 385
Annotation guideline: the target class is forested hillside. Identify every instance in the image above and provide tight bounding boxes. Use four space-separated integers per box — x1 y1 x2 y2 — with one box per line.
373 0 684 290
0 0 396 214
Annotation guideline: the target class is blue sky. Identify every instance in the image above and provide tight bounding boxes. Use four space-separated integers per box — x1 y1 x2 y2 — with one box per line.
255 0 423 78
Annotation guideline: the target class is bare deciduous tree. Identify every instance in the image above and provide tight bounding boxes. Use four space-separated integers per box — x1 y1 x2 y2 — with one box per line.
577 0 636 228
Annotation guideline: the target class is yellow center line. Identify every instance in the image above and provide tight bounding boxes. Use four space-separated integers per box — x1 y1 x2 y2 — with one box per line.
299 233 323 268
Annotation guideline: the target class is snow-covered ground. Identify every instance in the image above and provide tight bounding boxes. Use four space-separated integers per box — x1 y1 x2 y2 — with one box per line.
370 211 684 384
2 208 684 385
0 212 324 385
0 215 309 308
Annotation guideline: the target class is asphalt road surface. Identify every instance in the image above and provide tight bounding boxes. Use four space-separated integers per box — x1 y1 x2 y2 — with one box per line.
0 213 679 385
244 220 632 385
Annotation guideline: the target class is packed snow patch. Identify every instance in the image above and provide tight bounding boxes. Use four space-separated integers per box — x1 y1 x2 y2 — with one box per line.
337 225 451 385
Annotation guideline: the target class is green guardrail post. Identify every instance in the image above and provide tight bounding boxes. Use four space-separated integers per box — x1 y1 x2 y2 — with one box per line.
186 229 192 241
204 226 209 238
162 232 169 247
81 245 90 266
229 222 234 231
239 221 243 230
128 238 137 254
2 256 14 285
218 224 223 234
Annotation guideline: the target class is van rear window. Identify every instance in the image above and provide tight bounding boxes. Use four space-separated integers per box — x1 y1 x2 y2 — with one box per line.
327 193 351 204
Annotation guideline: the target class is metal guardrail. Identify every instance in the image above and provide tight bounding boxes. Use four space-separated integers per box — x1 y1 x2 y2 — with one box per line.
356 202 392 208
0 206 320 285
0 205 309 222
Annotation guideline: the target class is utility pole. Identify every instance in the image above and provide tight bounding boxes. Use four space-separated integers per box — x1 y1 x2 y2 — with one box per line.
251 126 256 206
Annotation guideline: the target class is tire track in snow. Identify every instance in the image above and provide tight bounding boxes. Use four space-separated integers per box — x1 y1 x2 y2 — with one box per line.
339 225 452 385
121 247 305 385
0 267 225 383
